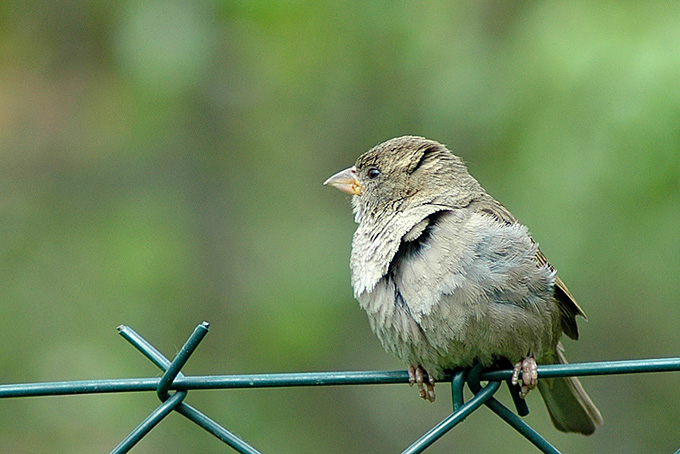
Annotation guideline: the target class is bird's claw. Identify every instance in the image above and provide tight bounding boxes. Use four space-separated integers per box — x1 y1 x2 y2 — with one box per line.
408 365 436 402
511 356 538 398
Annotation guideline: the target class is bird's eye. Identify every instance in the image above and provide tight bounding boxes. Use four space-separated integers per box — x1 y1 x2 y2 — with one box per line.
367 168 381 179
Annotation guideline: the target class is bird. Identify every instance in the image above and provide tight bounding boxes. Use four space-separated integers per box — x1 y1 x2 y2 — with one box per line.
324 135 603 435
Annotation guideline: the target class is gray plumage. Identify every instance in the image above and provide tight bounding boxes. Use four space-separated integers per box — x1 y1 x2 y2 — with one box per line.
325 135 602 435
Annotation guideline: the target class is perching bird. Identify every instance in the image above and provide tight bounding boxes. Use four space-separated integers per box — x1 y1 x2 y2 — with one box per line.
324 136 602 435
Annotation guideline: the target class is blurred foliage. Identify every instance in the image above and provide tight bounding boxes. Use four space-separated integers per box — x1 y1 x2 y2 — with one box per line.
0 1 679 453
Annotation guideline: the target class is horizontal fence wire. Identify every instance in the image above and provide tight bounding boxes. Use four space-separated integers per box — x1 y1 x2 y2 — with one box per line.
4 357 680 397
1 321 679 454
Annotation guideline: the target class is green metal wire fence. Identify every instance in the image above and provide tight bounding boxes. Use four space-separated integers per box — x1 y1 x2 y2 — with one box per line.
2 321 680 454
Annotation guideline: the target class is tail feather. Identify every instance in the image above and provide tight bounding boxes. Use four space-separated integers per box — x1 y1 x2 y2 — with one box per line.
537 347 603 435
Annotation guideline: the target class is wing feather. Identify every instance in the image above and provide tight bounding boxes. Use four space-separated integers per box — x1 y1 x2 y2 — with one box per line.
471 198 586 340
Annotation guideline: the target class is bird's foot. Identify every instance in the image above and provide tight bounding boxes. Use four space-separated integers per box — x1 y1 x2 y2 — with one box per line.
511 356 538 398
408 364 436 402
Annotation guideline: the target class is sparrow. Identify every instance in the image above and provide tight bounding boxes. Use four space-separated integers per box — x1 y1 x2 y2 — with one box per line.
324 136 602 435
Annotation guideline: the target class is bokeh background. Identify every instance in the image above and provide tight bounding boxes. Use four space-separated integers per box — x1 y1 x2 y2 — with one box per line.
1 1 679 453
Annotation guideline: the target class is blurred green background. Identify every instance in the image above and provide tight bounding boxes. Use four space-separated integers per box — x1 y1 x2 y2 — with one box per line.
1 1 679 453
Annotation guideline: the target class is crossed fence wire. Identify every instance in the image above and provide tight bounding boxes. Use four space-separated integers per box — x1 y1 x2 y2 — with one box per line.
1 321 679 454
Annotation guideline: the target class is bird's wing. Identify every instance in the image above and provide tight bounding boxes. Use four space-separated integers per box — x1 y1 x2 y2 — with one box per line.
471 198 586 340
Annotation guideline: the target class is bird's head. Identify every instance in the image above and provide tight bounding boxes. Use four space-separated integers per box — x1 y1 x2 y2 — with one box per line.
324 136 479 223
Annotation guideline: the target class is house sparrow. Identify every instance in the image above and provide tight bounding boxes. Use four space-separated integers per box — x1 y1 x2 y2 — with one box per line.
324 136 602 435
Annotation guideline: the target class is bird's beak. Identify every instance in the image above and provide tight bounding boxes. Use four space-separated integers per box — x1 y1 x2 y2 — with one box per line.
323 166 362 196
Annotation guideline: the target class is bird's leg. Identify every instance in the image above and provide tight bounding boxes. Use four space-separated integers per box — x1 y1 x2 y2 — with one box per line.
408 365 436 402
511 356 538 398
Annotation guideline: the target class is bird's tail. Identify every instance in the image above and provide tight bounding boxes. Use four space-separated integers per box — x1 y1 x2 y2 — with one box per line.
537 346 603 435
